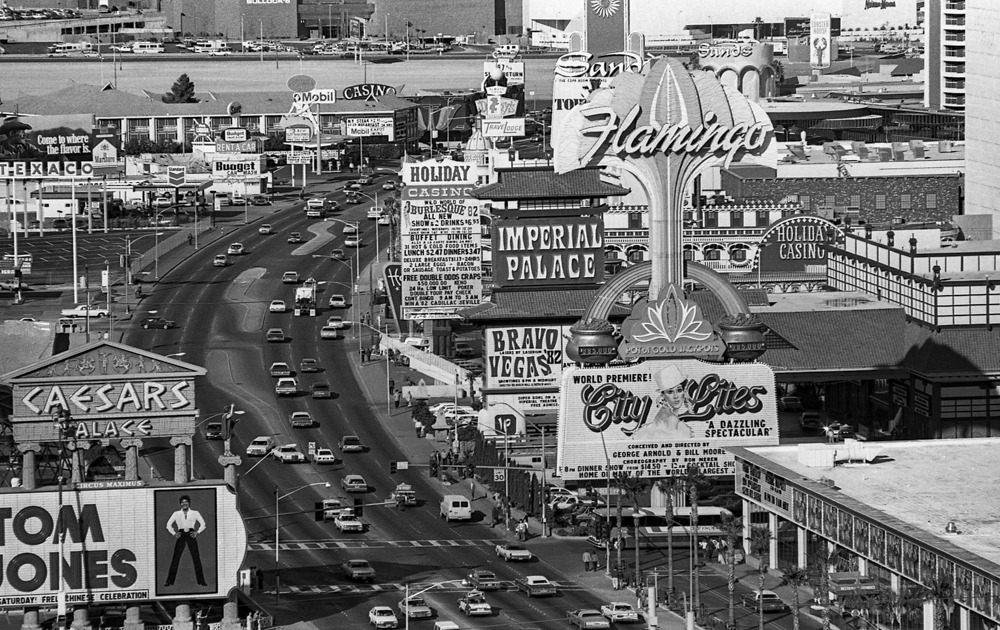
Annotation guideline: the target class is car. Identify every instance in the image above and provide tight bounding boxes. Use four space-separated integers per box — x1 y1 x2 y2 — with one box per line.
825 423 856 441
204 422 224 440
800 412 822 430
312 447 337 464
272 444 306 463
454 341 475 358
398 595 434 619
289 411 313 428
269 361 292 377
344 182 362 192
357 176 373 186
258 224 273 235
546 486 576 501
330 248 346 260
326 315 345 329
377 213 392 225
327 199 341 211
328 294 347 308
320 326 339 339
275 377 298 396
335 513 364 533
282 271 299 284
367 606 397 628
339 435 363 452
496 542 533 562
212 252 231 267
153 196 173 209
742 590 790 613
321 498 345 519
208 49 232 56
550 495 606 511
568 609 611 630
341 474 367 493
342 223 359 234
269 299 286 313
287 232 303 244
515 575 557 597
367 207 382 220
600 602 639 623
458 590 492 616
140 316 176 329
299 358 321 372
246 436 275 457
778 396 804 412
311 382 333 398
61 304 110 318
345 236 363 248
344 559 377 582
227 242 245 255
266 327 285 342
251 195 271 206
465 570 501 591
382 181 396 191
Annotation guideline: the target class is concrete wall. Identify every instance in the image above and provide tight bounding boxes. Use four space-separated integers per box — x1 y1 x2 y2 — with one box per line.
964 1 1000 237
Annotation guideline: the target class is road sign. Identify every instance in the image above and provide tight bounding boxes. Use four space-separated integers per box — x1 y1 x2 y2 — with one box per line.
167 166 186 187
493 469 505 482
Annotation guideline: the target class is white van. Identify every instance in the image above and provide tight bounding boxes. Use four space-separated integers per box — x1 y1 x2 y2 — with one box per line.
195 40 231 54
404 337 431 351
439 495 472 522
132 41 164 54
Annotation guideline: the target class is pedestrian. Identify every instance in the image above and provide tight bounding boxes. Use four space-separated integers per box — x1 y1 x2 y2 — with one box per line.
365 347 372 362
393 390 401 409
187 233 194 246
582 550 592 572
254 566 263 590
388 378 395 394
405 391 412 407
360 347 366 362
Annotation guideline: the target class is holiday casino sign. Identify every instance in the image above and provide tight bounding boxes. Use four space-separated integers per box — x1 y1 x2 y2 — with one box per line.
556 361 779 481
491 217 604 287
756 215 843 275
400 159 482 320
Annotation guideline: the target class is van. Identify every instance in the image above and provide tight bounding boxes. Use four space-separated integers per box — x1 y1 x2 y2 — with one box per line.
47 42 96 57
404 337 430 351
305 197 328 218
132 41 164 54
439 495 471 521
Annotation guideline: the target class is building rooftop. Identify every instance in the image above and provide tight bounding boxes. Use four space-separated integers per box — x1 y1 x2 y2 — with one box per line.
777 140 965 166
753 291 902 313
737 439 1000 575
472 166 630 201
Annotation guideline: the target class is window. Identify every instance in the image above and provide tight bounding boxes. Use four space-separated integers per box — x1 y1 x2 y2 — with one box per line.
627 212 643 229
800 196 811 211
627 249 645 263
901 194 911 210
927 193 937 209
825 195 836 207
703 212 718 228
851 195 861 207
876 195 887 210
731 247 748 262
730 212 744 228
704 247 722 261
756 210 770 226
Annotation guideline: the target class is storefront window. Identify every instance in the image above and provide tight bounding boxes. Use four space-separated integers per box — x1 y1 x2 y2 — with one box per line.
776 517 797 571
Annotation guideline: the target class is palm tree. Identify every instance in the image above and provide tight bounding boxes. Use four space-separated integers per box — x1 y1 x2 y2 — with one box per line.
810 547 839 630
682 464 710 614
749 525 772 630
780 566 811 630
616 473 650 586
918 578 954 630
718 513 744 628
655 475 682 600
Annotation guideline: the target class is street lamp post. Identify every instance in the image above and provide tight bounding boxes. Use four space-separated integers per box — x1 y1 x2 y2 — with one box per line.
274 482 330 603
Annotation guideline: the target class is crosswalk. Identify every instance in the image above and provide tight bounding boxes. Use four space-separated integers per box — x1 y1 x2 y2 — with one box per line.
248 538 501 552
271 580 589 596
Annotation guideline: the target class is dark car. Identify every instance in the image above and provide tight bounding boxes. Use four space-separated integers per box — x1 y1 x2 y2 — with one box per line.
800 412 822 430
140 316 176 329
204 422 224 440
250 194 271 206
778 396 804 412
311 383 332 398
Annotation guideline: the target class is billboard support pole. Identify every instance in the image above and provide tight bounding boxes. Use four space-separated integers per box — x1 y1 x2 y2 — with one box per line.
71 178 79 304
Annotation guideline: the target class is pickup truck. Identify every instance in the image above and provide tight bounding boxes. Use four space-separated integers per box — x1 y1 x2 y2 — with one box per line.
742 590 790 613
342 559 376 582
567 609 611 629
61 304 110 318
515 575 557 597
496 542 533 562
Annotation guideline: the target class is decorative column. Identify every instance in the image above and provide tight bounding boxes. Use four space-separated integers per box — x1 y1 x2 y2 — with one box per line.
121 438 144 481
170 436 192 483
796 526 808 568
171 604 193 630
21 608 42 630
218 452 242 487
768 512 779 569
219 602 241 630
16 442 40 489
123 606 144 630
70 607 92 630
68 441 87 484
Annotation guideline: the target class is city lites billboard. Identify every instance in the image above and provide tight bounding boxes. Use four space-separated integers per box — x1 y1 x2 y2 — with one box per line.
485 325 571 390
557 361 779 481
491 217 604 288
0 484 247 607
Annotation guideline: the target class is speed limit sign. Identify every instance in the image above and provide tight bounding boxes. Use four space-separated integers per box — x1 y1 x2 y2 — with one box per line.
493 468 505 482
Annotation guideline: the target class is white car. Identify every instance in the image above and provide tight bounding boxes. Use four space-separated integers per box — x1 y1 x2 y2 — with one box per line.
345 236 363 248
282 271 299 284
320 326 339 339
269 300 286 313
367 207 382 220
326 315 345 329
246 436 275 457
398 595 434 619
342 223 359 235
275 377 298 396
227 242 245 255
377 214 392 225
272 444 306 463
458 590 492 616
334 513 364 533
208 49 232 56
213 254 229 267
269 361 292 377
313 447 338 464
328 294 347 308
258 223 273 235
61 304 110 318
600 602 639 623
551 495 606 511
381 181 396 191
368 607 398 629
341 474 367 493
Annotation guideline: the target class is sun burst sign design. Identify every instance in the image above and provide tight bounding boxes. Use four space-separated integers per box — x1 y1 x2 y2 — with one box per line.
590 0 621 18
618 284 726 360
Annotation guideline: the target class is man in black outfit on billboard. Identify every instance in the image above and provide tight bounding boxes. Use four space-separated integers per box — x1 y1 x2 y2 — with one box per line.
164 495 207 587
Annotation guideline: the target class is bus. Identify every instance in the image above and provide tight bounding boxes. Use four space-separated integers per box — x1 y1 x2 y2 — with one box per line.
586 505 734 550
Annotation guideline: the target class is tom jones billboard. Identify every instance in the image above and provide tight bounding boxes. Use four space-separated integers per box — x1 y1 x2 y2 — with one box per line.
0 485 246 608
557 361 779 481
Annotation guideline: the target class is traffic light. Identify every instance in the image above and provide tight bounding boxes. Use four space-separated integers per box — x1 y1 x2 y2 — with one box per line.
390 461 398 474
467 463 476 478
429 455 438 477
314 502 325 521
354 498 363 517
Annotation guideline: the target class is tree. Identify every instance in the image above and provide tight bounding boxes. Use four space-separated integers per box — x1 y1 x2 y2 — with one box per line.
918 578 954 630
615 473 649 586
809 546 839 630
719 513 744 628
682 465 710 615
411 399 434 430
162 73 198 103
655 475 682 598
780 566 811 630
749 525 772 630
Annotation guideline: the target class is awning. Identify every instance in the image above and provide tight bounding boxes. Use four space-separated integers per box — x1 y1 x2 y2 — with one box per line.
812 115 882 131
